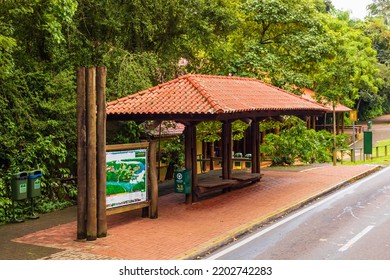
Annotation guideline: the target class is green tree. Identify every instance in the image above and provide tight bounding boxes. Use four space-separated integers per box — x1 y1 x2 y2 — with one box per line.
314 15 381 116
196 0 337 90
363 16 390 113
368 0 390 25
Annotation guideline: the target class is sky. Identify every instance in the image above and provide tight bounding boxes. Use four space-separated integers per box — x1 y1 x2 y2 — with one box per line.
331 0 374 19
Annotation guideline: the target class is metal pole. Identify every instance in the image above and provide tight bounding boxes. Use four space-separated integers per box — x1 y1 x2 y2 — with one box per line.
332 103 337 166
352 121 356 162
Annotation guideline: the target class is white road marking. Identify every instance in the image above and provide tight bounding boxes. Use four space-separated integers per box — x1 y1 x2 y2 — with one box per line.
338 225 375 252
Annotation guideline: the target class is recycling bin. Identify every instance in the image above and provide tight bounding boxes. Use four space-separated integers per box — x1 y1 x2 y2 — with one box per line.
174 168 191 194
11 172 28 200
27 170 42 198
364 131 373 155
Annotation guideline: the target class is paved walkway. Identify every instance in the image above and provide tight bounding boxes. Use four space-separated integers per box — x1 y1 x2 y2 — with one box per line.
5 163 381 260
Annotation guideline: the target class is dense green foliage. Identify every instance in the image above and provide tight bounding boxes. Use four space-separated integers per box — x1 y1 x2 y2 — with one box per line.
1 0 390 223
260 117 349 165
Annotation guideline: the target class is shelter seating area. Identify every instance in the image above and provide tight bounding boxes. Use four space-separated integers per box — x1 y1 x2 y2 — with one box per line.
158 169 263 197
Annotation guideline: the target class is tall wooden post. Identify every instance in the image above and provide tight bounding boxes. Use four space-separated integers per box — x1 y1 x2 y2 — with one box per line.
76 67 87 240
149 140 158 218
86 68 97 241
96 67 107 238
77 66 108 241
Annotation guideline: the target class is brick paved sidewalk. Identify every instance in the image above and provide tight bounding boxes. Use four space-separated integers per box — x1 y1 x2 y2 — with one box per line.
12 164 380 260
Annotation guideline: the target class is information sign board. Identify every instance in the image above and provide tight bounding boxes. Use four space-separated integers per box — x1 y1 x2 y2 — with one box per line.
106 149 147 209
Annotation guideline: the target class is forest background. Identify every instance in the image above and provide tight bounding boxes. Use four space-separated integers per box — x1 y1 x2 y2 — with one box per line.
1 0 390 222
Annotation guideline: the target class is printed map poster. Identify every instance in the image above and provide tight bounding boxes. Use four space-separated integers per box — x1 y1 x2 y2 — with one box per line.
106 149 147 209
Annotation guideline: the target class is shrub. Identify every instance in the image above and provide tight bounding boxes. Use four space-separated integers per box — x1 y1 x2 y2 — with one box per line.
260 117 349 165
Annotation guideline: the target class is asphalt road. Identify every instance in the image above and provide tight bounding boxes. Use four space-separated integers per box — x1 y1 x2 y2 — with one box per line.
207 165 390 260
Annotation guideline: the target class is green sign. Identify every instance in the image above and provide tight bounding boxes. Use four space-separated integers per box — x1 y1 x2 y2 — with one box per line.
106 149 147 209
364 131 373 155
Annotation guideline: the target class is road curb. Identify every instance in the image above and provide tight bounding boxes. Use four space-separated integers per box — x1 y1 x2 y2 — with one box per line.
176 165 383 260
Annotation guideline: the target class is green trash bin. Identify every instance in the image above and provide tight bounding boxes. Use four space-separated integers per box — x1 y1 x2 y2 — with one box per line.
28 170 42 198
174 168 191 194
364 131 373 155
11 171 28 200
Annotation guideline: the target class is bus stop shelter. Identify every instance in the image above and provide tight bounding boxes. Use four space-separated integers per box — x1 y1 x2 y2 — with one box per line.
106 74 327 203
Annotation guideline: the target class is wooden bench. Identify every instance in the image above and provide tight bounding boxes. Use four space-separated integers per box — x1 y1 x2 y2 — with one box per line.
196 172 263 195
197 178 238 195
231 172 263 183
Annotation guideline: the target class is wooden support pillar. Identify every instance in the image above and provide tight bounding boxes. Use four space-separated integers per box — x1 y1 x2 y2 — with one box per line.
76 67 87 240
251 119 260 174
311 116 316 130
86 67 97 241
202 141 207 160
191 124 198 202
149 140 158 218
184 126 192 204
222 121 232 179
306 116 310 130
96 67 107 238
184 124 198 203
210 142 215 171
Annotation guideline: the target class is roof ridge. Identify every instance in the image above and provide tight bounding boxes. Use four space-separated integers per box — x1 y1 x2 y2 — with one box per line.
186 73 258 82
185 75 224 113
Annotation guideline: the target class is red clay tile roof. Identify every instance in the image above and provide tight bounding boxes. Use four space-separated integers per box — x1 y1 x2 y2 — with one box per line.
300 88 351 113
107 74 327 120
